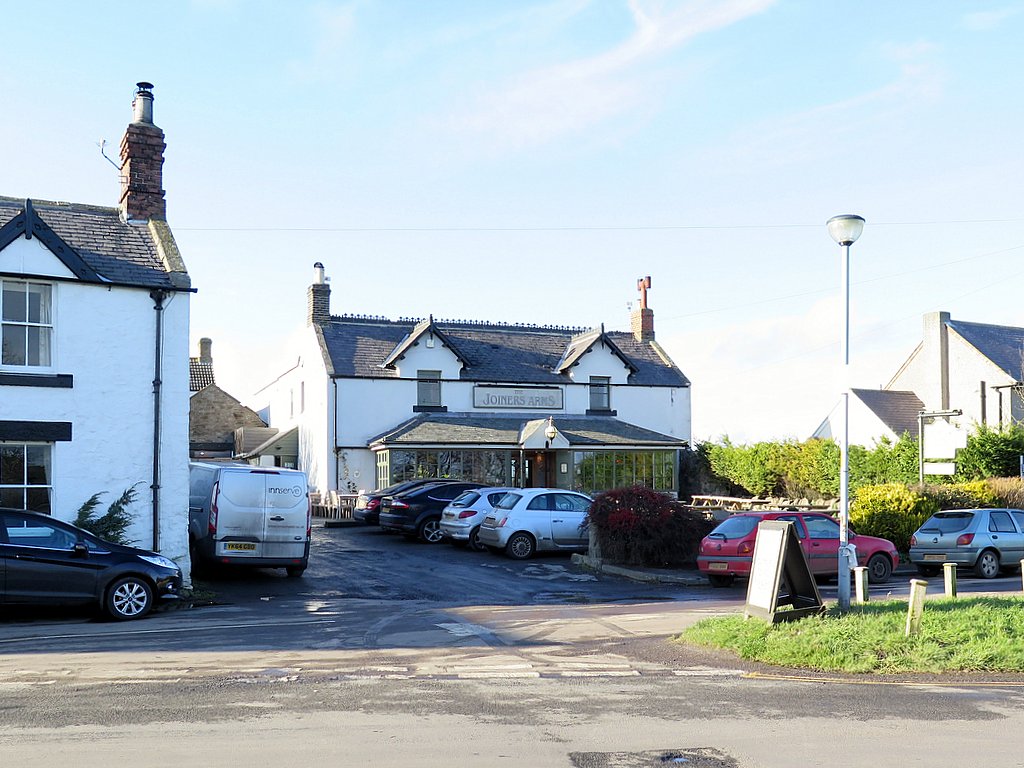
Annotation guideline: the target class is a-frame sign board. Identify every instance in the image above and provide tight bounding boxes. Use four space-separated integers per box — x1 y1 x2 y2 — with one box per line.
744 520 824 623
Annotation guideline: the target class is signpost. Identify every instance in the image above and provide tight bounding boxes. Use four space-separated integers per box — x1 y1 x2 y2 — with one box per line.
744 521 824 623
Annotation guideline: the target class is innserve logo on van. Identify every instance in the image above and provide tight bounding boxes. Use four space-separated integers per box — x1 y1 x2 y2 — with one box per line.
268 485 305 497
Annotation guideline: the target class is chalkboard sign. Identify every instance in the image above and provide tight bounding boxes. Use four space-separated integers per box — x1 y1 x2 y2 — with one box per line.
744 520 824 623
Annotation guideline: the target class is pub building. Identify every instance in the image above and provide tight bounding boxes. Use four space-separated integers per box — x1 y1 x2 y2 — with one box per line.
247 266 691 499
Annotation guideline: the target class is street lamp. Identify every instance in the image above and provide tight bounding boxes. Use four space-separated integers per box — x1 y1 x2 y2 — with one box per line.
827 214 865 612
544 417 558 447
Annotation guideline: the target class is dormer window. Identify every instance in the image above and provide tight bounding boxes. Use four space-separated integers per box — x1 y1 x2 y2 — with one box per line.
1 280 53 368
417 370 442 407
589 376 611 411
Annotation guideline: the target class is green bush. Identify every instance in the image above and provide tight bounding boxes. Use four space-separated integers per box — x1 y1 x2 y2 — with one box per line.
925 479 998 510
849 484 936 551
587 485 715 568
955 424 1024 480
74 485 140 545
985 477 1024 508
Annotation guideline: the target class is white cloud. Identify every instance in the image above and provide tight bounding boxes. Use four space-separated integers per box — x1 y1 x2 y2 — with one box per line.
444 0 775 148
963 7 1021 31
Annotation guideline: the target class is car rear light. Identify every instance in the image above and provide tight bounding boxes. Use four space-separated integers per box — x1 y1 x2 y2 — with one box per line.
910 535 917 547
390 499 410 510
496 516 508 528
458 510 475 519
368 498 380 511
306 496 312 537
956 533 975 546
738 541 753 555
209 482 219 535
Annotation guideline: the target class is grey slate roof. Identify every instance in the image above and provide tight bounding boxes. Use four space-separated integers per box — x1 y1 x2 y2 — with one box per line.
851 388 924 438
189 358 216 391
0 197 188 290
948 319 1024 380
318 315 689 387
369 412 688 447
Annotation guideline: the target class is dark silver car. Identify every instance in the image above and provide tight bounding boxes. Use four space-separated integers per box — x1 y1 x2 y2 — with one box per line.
909 508 1024 579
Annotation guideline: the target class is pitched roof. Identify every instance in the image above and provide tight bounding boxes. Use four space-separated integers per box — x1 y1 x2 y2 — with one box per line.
947 319 1024 380
553 326 637 374
0 197 189 290
381 315 470 369
189 358 216 391
318 315 689 387
369 412 688 448
851 388 924 438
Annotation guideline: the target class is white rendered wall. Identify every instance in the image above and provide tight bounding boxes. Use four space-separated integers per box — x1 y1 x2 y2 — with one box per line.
566 346 632 385
0 276 191 575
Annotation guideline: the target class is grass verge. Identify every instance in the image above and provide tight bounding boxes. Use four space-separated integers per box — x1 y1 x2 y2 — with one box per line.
678 597 1024 674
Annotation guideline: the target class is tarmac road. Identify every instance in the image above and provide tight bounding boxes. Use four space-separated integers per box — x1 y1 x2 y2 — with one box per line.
2 523 1024 766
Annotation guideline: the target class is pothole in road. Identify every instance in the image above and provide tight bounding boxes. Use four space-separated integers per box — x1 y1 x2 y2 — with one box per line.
569 747 738 768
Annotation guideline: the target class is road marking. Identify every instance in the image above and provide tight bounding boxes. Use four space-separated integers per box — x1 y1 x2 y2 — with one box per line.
436 622 491 637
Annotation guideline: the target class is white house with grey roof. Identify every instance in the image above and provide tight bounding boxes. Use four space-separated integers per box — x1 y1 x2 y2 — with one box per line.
250 266 690 498
0 83 192 571
815 311 1024 451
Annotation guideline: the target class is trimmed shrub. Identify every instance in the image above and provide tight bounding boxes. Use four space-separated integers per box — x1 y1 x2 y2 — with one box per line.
587 485 715 568
985 477 1024 508
849 484 936 552
925 480 998 510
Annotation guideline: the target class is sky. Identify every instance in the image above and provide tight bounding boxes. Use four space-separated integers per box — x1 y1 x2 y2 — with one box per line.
3 0 1024 444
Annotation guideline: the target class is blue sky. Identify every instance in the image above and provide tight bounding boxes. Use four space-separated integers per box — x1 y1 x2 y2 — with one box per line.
4 0 1024 442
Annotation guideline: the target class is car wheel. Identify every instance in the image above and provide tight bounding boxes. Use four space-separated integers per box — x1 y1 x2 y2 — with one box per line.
105 576 153 621
468 526 487 552
916 564 941 577
286 566 306 578
974 549 1000 579
866 553 892 584
418 518 444 544
505 532 536 560
707 574 735 588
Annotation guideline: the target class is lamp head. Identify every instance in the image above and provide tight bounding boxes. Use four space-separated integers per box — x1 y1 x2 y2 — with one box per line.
544 417 558 442
827 214 865 246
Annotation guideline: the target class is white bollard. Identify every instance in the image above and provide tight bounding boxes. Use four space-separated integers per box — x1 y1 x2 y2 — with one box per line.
905 579 927 637
1020 560 1024 593
943 562 957 598
853 566 869 603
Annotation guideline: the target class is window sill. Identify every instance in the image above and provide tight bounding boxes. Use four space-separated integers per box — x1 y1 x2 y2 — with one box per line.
0 372 73 388
585 408 617 416
413 405 448 413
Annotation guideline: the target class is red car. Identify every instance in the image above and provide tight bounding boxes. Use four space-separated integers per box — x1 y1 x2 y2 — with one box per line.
697 510 899 587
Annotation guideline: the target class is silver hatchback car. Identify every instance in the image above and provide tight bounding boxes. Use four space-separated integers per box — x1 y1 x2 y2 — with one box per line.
477 488 592 560
439 487 516 551
909 508 1024 579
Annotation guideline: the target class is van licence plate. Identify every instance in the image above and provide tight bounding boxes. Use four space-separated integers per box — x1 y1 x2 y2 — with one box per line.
224 542 257 552
708 562 728 571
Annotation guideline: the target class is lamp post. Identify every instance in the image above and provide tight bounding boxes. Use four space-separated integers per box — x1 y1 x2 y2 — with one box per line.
827 214 865 612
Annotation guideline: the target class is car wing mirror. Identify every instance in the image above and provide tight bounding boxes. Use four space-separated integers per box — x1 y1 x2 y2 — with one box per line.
72 542 89 558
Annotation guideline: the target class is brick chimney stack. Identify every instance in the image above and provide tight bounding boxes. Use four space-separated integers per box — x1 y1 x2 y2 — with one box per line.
631 275 655 342
308 262 331 326
119 82 167 221
199 337 213 365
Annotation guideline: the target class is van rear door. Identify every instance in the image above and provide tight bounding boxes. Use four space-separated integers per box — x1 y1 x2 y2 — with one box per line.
214 470 266 557
262 471 309 559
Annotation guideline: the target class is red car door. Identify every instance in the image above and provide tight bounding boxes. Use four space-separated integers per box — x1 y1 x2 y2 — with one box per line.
800 514 842 575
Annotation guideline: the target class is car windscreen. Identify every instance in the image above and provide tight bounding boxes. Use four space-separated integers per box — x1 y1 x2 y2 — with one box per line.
708 515 759 539
495 493 522 510
920 511 975 533
450 492 480 508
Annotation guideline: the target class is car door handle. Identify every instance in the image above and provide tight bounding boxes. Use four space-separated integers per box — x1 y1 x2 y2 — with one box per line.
269 515 285 522
553 519 563 523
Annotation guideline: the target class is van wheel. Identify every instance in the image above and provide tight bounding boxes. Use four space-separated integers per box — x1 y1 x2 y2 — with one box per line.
286 566 306 578
418 518 444 544
105 576 153 620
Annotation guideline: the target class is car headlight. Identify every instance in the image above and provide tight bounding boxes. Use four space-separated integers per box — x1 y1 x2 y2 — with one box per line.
140 554 179 571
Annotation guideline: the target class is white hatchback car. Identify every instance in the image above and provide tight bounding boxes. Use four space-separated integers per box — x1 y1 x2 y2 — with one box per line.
477 488 592 560
439 487 516 551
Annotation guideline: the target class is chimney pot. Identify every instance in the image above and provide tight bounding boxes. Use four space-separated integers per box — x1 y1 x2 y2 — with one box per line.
132 82 155 124
308 264 332 326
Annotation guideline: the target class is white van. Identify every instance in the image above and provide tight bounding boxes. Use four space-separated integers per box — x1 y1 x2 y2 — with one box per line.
189 462 311 577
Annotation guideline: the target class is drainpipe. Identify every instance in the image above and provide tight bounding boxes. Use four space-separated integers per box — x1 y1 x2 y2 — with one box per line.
333 378 340 493
150 289 166 551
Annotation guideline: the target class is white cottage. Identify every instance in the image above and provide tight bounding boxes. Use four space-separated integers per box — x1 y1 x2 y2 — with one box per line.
815 311 1024 450
0 83 192 568
250 266 691 499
